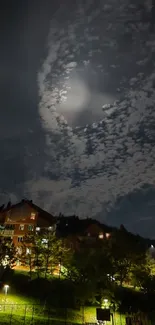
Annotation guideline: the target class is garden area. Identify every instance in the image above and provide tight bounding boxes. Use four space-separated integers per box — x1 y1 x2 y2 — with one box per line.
0 293 133 325
0 227 155 323
0 271 152 325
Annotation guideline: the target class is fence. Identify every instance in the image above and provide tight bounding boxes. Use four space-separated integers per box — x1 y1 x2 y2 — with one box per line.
0 304 84 325
0 304 153 325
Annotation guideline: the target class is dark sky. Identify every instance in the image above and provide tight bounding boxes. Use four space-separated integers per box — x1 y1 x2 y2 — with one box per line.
0 0 58 194
1 0 155 238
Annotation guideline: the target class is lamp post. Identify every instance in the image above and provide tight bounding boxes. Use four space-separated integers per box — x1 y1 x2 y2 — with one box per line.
4 284 9 295
102 298 109 309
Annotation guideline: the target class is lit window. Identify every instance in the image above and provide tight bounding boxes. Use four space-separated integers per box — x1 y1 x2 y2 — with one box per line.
99 233 104 239
17 237 23 242
28 225 33 231
19 225 24 231
2 255 10 267
30 213 36 220
26 247 31 255
106 233 110 238
36 227 40 231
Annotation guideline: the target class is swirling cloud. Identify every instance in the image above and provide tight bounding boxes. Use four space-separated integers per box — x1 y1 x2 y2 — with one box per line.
25 0 155 236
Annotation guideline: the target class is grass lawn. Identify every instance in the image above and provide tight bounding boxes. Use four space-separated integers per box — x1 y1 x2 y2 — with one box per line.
0 294 148 325
0 293 128 324
0 273 149 325
0 293 35 305
0 278 147 325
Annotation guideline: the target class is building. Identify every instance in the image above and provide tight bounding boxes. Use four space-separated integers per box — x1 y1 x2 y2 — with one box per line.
0 201 113 271
56 215 112 251
0 199 56 249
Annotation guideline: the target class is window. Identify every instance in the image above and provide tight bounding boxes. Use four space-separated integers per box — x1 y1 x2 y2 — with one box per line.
99 233 104 239
5 224 14 230
19 224 24 231
30 213 36 220
106 233 110 239
17 237 23 242
28 225 34 231
26 247 31 255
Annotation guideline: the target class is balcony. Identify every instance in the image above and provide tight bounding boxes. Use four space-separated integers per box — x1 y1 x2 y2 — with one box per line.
0 229 14 237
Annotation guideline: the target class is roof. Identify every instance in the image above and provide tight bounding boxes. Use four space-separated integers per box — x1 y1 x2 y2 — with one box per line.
56 216 113 237
0 199 56 225
26 200 55 224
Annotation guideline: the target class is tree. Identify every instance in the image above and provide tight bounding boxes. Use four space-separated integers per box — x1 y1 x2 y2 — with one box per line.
0 238 16 280
0 238 16 267
19 235 36 279
109 229 146 286
66 242 97 304
66 238 114 305
130 252 155 290
141 274 155 294
38 231 70 279
130 251 151 289
21 230 71 279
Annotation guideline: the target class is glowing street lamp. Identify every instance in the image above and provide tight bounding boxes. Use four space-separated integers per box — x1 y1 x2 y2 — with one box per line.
4 284 9 295
103 299 108 304
101 298 109 309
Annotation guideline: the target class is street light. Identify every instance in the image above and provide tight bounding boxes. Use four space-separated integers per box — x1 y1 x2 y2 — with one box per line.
101 298 109 309
4 284 9 295
103 299 108 304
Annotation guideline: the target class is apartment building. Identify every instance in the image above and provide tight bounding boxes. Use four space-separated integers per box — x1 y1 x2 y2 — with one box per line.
0 199 56 249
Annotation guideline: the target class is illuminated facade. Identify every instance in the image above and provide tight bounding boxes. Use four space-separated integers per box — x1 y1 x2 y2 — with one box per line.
0 199 56 248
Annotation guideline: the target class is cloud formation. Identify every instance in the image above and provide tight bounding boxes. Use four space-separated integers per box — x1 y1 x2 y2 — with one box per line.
24 0 155 236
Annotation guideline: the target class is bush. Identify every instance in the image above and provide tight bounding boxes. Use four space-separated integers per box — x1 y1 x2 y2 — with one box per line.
114 286 155 313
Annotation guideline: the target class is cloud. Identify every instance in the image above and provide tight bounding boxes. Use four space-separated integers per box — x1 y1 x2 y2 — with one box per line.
25 0 155 236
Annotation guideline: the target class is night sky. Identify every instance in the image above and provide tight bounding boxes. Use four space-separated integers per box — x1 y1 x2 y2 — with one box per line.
1 0 155 238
